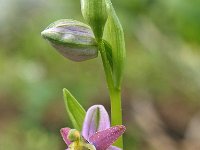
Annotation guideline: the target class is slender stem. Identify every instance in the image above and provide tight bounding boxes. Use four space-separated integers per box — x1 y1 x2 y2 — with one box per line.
109 87 123 148
98 40 123 148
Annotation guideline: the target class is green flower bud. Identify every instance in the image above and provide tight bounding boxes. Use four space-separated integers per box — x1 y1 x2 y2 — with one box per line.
41 19 98 62
81 0 108 41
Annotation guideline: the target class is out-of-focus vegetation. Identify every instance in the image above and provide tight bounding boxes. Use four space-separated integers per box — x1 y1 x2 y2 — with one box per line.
1 0 200 149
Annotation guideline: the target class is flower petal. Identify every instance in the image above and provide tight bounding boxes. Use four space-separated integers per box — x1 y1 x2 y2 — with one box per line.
89 125 126 150
60 127 72 146
107 146 122 150
82 105 110 140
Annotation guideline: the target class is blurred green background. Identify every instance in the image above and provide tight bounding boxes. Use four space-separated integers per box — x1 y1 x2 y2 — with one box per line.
1 0 200 149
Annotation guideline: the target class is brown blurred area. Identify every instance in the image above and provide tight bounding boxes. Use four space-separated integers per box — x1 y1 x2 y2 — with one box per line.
1 0 200 149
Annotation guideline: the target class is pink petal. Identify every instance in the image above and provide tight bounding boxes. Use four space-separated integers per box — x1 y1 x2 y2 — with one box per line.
82 105 110 140
89 125 126 150
107 146 122 150
60 127 72 146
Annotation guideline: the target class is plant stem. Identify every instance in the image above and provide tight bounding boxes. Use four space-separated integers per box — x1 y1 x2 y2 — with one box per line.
109 87 123 148
98 40 123 148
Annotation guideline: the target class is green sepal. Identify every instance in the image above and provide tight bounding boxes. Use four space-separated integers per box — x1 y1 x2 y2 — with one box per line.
63 88 86 130
104 0 126 89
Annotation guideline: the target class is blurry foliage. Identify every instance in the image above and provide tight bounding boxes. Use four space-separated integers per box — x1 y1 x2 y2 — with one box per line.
0 0 200 149
0 122 61 150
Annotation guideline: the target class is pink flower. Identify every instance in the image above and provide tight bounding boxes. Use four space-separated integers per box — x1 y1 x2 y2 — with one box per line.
61 105 126 150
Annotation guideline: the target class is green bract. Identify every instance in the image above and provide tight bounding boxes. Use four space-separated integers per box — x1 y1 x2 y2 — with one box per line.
63 89 86 131
41 19 98 61
104 0 126 89
81 0 108 41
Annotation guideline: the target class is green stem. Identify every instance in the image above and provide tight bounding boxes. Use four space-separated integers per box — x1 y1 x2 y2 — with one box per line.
109 87 123 148
98 40 123 148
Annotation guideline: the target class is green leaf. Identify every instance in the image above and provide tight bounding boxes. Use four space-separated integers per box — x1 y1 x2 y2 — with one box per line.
104 0 126 89
63 88 86 130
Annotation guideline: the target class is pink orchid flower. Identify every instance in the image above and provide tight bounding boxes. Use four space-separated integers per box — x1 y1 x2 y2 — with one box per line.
61 105 126 150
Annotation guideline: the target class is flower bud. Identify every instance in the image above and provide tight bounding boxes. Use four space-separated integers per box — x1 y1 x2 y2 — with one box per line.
41 19 98 61
81 0 108 41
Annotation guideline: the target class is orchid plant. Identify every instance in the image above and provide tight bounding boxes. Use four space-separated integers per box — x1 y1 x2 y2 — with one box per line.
41 0 126 149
